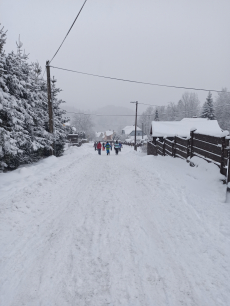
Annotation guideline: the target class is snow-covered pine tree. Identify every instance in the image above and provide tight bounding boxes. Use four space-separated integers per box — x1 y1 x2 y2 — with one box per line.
4 49 35 167
0 25 6 53
0 26 68 170
0 25 8 171
51 76 68 156
201 101 208 118
201 92 215 120
154 109 159 121
27 61 53 160
0 28 24 170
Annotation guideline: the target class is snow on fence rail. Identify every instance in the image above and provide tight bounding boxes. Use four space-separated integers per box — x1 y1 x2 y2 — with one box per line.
147 131 230 186
122 142 144 147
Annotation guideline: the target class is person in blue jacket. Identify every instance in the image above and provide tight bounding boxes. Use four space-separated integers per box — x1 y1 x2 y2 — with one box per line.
105 142 112 155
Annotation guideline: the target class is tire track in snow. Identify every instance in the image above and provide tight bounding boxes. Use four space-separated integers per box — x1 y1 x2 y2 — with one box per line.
0 145 230 305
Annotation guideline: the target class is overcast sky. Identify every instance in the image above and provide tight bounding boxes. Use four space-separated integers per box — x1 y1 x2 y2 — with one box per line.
2 0 230 113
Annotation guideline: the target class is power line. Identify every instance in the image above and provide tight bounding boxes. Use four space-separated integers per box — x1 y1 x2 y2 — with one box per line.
65 104 230 117
49 0 88 64
65 111 153 117
50 65 229 93
138 102 162 107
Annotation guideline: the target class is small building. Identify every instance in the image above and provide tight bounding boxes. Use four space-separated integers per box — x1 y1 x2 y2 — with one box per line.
122 125 147 142
122 125 142 137
103 130 115 141
150 118 223 139
95 132 104 141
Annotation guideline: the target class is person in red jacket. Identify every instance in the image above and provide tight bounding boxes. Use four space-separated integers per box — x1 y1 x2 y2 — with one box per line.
97 141 102 155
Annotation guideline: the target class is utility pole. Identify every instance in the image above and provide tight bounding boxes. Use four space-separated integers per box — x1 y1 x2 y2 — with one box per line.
142 122 143 140
51 76 57 156
46 61 54 155
130 101 138 151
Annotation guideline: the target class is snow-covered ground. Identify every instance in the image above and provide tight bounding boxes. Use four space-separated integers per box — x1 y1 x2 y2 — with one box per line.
0 144 230 306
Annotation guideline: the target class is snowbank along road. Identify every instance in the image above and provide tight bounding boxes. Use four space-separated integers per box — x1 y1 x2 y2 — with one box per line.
0 144 230 306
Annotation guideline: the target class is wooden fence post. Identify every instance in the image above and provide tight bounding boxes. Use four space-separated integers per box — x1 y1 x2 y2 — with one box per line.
172 136 176 158
220 137 226 175
187 138 190 159
190 129 196 158
227 139 230 190
163 138 166 156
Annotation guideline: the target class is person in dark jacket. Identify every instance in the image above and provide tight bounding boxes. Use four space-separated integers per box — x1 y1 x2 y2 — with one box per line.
94 142 97 151
105 142 112 155
97 141 102 155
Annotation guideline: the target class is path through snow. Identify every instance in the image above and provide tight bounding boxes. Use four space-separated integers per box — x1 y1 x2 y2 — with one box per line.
0 144 230 305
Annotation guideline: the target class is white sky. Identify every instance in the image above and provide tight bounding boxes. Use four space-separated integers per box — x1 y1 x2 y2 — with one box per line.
1 0 230 113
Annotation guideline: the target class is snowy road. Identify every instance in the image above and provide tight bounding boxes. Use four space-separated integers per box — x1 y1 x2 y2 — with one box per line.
0 144 230 306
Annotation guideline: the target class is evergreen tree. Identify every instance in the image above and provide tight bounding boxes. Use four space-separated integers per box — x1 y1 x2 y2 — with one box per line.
51 76 67 156
0 30 24 170
201 92 216 120
0 26 68 171
26 61 53 160
154 109 159 121
0 25 6 53
4 49 39 166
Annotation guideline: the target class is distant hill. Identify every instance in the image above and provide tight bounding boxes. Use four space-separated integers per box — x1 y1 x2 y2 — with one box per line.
95 105 134 115
93 105 135 133
61 104 136 135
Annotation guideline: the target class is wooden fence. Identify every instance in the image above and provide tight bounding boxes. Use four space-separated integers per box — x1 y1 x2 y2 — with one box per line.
147 131 230 184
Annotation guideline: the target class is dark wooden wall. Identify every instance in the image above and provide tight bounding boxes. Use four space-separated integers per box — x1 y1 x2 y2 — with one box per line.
147 132 230 184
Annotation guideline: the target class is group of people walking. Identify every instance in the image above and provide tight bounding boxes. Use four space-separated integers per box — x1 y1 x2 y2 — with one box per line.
94 141 122 155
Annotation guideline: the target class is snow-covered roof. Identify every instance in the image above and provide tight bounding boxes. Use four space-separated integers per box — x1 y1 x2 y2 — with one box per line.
151 118 226 137
105 130 113 136
122 126 141 135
